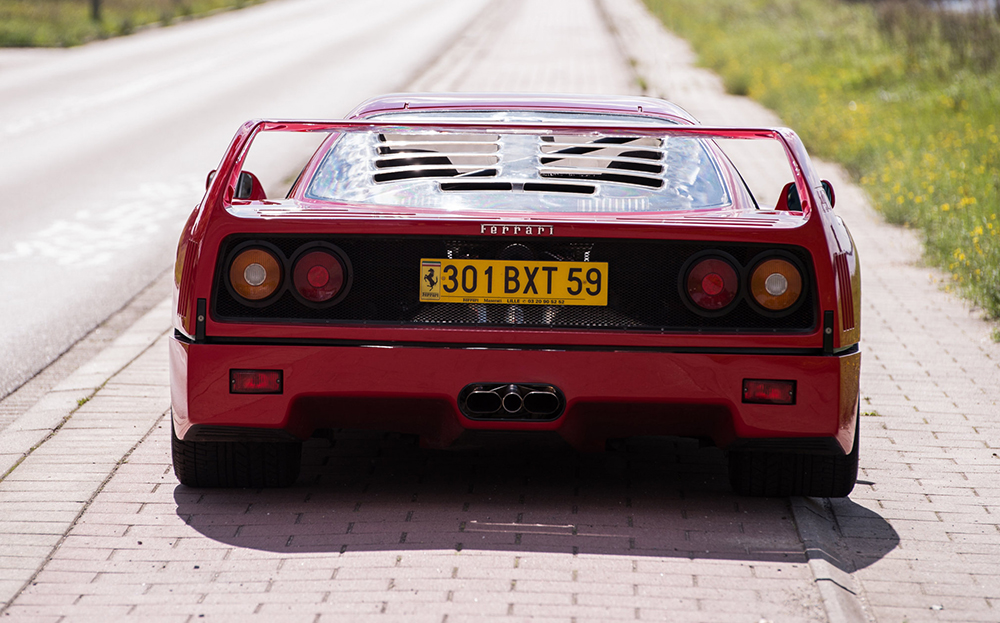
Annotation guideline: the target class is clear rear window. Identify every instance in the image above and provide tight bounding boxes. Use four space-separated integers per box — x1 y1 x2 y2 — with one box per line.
304 111 732 213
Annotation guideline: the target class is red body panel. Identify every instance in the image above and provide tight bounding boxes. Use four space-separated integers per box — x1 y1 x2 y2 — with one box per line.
171 339 860 451
170 93 862 455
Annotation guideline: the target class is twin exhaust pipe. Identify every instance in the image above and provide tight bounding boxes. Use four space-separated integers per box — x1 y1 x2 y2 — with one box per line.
460 383 564 420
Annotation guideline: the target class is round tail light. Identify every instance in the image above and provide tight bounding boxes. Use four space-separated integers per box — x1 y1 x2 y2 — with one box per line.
229 248 282 301
750 258 803 311
293 249 347 303
686 257 739 311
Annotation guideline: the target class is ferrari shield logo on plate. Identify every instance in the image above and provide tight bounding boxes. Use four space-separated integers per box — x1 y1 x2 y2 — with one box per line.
419 259 608 306
420 260 442 301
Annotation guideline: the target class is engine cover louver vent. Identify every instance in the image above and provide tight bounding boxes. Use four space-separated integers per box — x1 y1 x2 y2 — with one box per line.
370 133 666 191
374 133 500 183
538 135 665 188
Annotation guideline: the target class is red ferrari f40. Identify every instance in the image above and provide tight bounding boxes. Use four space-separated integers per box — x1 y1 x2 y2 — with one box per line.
170 93 861 497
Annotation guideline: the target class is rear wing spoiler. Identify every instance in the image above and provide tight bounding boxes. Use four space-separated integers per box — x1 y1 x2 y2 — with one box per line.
193 119 829 236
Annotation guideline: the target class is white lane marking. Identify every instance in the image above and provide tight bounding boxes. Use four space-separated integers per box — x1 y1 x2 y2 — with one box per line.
0 180 202 266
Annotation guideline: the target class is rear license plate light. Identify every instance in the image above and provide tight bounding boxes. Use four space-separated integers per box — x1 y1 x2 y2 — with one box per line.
742 379 795 405
230 369 283 394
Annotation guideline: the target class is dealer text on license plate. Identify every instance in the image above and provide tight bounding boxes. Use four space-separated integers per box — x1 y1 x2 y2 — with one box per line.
418 259 608 306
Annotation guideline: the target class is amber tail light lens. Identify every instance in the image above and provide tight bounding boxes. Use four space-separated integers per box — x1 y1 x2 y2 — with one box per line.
686 257 739 311
750 258 803 311
293 250 346 303
230 248 282 301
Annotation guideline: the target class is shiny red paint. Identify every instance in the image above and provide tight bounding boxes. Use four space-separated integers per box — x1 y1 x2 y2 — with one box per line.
171 339 860 452
171 94 861 454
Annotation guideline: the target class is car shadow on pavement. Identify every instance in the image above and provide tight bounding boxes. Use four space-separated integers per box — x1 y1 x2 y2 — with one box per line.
174 431 897 569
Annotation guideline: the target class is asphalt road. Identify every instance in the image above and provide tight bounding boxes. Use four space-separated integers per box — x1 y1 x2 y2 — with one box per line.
0 0 489 399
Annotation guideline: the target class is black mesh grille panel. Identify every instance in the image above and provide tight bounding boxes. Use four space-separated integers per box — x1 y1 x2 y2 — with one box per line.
212 235 816 332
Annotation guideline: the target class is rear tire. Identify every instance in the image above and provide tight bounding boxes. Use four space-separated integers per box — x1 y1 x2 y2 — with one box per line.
728 414 859 498
171 423 301 488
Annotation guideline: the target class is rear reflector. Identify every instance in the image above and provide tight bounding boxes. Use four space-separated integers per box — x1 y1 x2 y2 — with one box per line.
230 369 283 394
742 379 796 405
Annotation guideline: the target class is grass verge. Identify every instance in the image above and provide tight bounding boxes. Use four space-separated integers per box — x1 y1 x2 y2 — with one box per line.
643 0 1000 318
0 0 265 47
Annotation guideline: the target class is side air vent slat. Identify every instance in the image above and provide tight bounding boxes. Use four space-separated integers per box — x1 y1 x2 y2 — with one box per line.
440 182 514 192
376 155 499 166
439 181 596 194
523 182 595 194
374 162 498 173
541 147 664 161
540 142 662 156
375 168 498 183
378 134 500 153
540 172 663 189
540 158 663 174
538 165 663 178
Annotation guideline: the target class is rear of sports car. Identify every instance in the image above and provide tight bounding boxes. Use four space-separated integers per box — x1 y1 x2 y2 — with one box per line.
170 94 861 497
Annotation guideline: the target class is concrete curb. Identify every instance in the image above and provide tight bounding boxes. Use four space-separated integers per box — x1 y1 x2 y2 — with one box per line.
791 497 872 623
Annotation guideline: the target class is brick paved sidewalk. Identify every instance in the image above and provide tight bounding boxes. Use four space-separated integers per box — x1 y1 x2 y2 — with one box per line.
2 0 998 622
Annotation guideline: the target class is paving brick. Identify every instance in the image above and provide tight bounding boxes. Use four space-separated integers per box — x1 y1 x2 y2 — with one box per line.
4 603 134 617
874 606 1000 623
0 609 64 623
921 581 1000 599
127 603 259 616
633 558 757 577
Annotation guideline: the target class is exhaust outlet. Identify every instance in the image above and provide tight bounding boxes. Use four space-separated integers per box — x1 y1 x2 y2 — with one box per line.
465 386 502 414
459 383 565 421
501 384 523 413
523 387 560 416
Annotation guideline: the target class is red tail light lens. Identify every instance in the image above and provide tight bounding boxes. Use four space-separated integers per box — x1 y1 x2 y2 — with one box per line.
686 257 739 311
230 369 283 394
293 250 346 303
742 379 796 405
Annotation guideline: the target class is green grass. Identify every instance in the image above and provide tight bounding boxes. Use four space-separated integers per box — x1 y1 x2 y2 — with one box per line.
643 0 1000 318
0 0 264 47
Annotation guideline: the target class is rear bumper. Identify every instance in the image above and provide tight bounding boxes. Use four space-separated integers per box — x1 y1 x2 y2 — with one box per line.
170 337 860 453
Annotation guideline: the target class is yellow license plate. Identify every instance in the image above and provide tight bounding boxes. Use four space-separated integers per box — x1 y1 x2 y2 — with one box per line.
419 258 608 306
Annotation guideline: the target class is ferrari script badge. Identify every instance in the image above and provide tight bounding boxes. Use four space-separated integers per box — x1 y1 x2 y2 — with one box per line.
480 224 554 236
